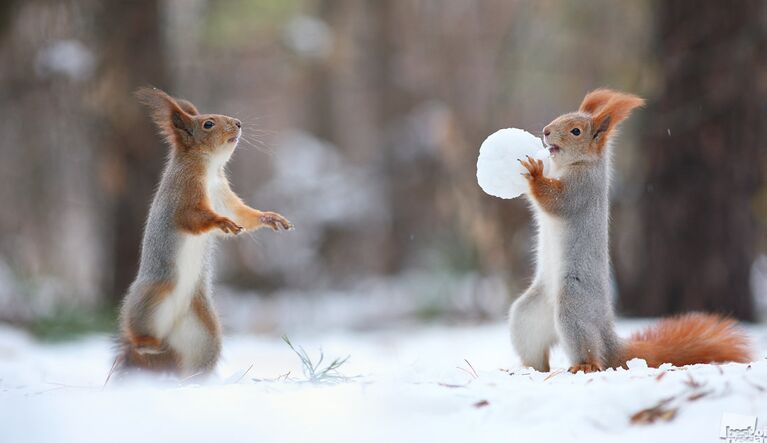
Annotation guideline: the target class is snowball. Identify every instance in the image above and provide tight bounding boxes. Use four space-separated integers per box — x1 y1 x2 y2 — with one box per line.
476 128 550 199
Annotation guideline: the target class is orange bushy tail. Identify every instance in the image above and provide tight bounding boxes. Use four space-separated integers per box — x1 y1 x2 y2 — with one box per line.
620 313 751 368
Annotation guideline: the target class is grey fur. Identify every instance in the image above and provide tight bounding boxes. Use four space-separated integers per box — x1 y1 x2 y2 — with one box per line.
117 154 220 375
509 153 622 371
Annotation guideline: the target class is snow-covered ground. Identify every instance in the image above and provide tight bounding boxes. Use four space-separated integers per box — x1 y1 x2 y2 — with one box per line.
1 321 766 443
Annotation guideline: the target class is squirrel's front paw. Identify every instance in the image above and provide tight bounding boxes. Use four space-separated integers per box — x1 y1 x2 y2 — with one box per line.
216 217 244 235
518 155 545 181
260 212 294 231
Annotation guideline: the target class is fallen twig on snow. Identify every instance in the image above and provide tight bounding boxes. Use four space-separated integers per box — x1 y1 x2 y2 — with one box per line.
630 397 677 425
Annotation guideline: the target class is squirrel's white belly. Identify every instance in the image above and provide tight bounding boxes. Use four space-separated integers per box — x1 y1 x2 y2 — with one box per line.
153 164 224 338
153 233 209 338
536 211 565 301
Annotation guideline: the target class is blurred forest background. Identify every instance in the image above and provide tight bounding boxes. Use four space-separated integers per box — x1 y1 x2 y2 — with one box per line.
0 0 765 338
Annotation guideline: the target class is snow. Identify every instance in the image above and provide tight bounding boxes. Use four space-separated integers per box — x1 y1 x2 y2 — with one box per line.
0 321 766 443
476 128 550 199
626 357 649 370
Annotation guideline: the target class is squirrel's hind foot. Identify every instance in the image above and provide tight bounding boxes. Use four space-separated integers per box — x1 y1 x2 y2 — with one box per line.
568 363 603 374
115 336 182 375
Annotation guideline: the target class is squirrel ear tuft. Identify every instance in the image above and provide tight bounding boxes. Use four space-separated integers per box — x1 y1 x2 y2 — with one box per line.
579 88 615 114
134 87 170 113
175 98 200 116
585 90 644 147
135 87 196 149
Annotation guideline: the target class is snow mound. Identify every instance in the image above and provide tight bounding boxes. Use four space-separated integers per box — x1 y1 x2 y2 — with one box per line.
476 128 550 199
0 322 765 443
625 357 649 371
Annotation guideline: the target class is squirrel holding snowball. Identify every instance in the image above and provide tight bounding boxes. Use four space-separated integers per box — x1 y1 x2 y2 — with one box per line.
116 88 293 377
508 89 750 372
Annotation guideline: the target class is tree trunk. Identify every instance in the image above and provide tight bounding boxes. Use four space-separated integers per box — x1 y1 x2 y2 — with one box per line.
618 0 765 321
94 1 169 304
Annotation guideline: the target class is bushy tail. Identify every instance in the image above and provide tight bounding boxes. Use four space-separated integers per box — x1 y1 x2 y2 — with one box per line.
620 313 751 368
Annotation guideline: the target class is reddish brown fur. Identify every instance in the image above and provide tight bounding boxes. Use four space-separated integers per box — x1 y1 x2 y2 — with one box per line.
529 177 564 213
135 88 286 236
135 87 195 151
121 341 181 373
192 293 220 336
135 87 242 153
129 335 163 349
532 91 749 372
118 88 293 376
578 88 616 114
619 313 751 368
157 156 240 235
221 180 267 230
118 281 178 373
176 98 199 116
221 183 293 231
519 156 564 213
580 89 645 154
121 281 174 345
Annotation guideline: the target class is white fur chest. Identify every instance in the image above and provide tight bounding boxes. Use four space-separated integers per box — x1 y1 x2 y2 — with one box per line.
532 162 566 300
153 233 209 337
207 174 227 215
534 208 565 301
151 157 224 338
152 149 232 339
206 149 234 217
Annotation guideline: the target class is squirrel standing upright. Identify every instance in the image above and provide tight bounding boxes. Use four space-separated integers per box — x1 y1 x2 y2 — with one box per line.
509 89 751 373
116 87 293 377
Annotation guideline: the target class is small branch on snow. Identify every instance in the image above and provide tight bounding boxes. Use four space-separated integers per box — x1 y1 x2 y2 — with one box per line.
457 360 479 379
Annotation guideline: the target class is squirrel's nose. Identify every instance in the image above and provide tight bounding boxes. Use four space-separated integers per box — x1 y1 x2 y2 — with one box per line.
234 119 241 128
543 127 551 137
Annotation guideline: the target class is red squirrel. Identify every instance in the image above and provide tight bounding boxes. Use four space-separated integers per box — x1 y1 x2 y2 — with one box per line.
116 87 293 377
509 89 751 372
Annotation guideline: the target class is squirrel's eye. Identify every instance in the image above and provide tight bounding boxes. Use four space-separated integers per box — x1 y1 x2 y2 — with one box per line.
570 128 581 136
203 120 215 129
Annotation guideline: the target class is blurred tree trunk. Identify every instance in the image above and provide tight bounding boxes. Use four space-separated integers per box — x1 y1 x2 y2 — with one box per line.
94 1 169 304
0 1 18 38
297 0 401 278
0 0 109 319
618 0 765 320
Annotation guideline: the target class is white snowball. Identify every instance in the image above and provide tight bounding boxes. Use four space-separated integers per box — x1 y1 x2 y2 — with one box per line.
476 128 550 199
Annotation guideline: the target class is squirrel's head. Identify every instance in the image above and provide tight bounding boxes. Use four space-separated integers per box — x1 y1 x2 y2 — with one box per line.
542 89 644 166
136 87 241 158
